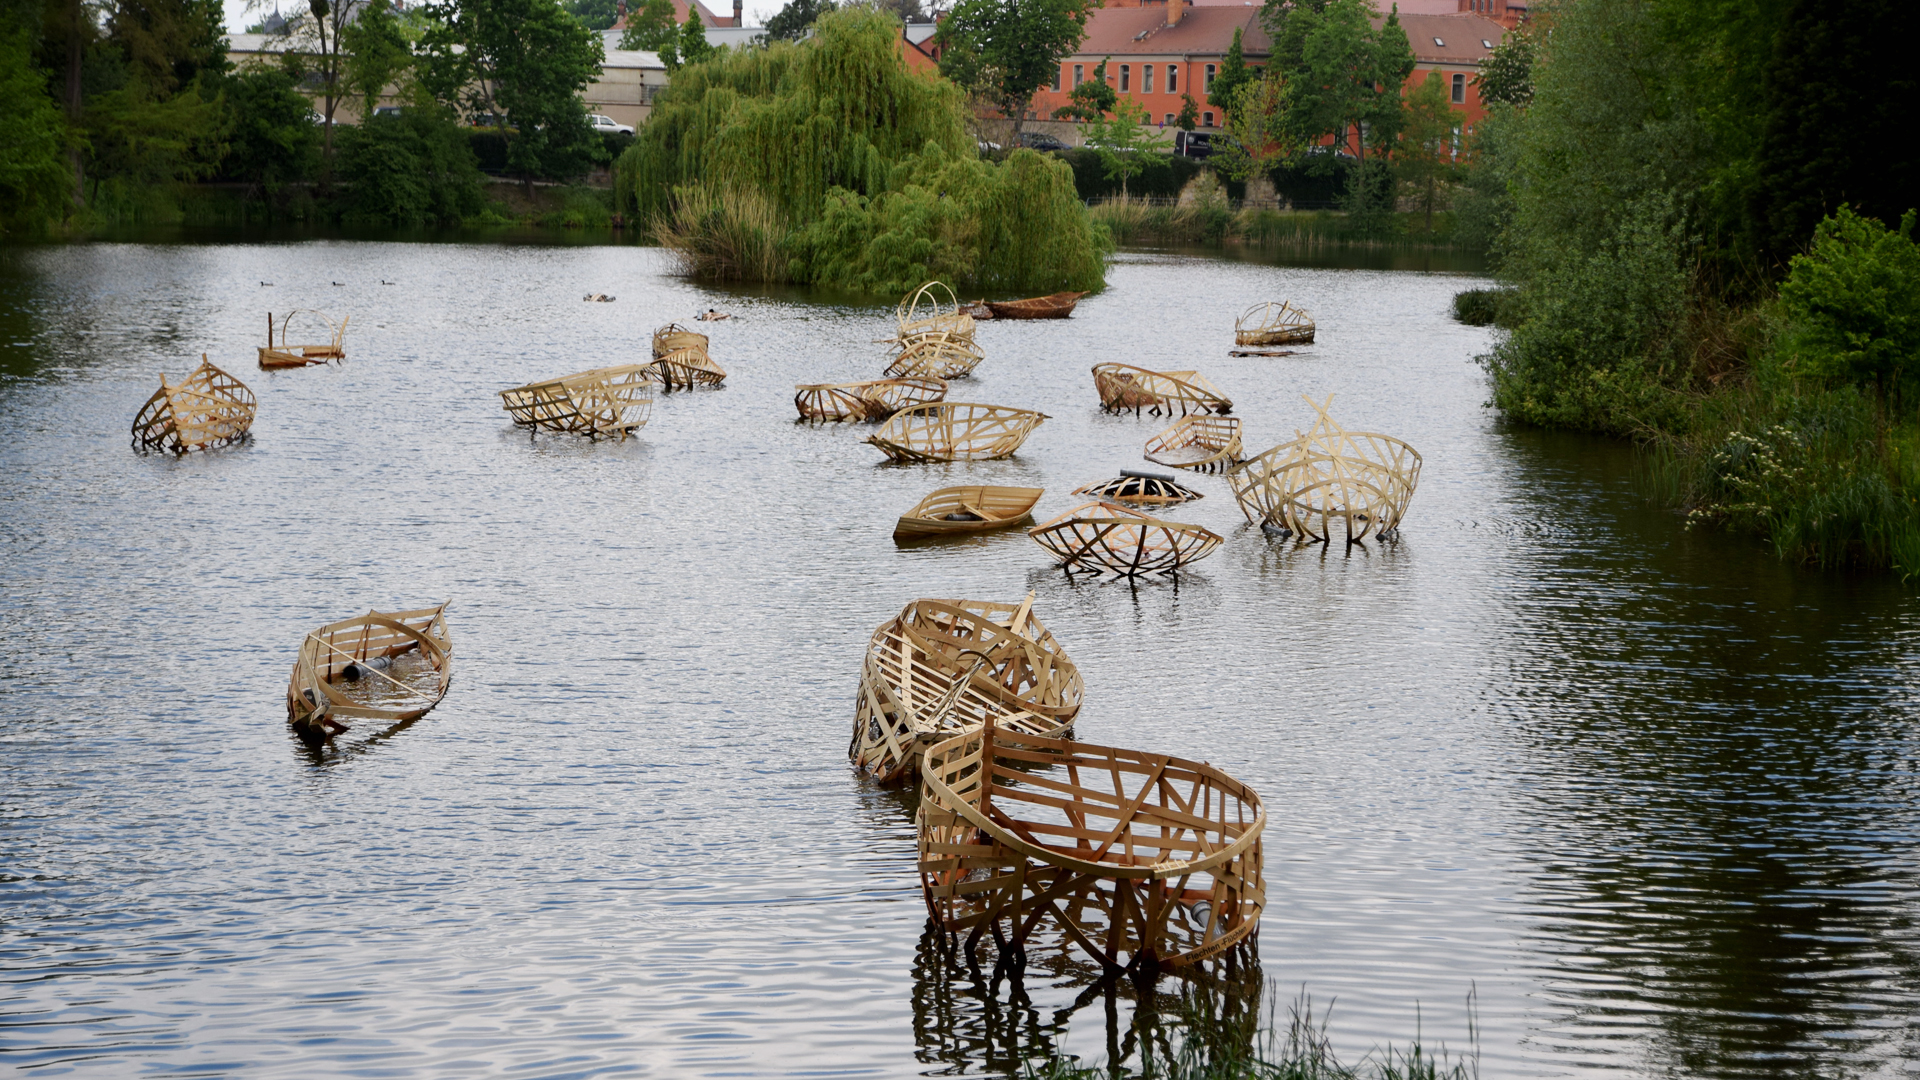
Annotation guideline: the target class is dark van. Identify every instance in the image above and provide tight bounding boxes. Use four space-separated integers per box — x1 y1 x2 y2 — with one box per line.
1173 130 1213 159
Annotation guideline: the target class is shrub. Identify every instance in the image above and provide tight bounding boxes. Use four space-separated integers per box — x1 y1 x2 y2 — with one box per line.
338 110 484 225
1777 205 1920 399
220 68 319 191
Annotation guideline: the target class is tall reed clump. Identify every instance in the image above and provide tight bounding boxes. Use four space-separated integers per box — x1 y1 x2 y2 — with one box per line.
616 7 1105 296
654 185 788 280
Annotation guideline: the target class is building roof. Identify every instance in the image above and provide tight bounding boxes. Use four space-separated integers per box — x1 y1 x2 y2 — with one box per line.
611 0 733 30
602 48 668 70
1073 5 1270 59
1384 11 1505 65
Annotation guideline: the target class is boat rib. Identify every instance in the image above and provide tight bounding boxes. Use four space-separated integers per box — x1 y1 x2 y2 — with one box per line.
1029 500 1223 576
1092 363 1232 416
919 721 1266 973
894 485 1044 540
287 603 453 740
1143 416 1243 473
258 310 348 369
499 364 653 440
1234 300 1315 346
851 594 1083 784
867 402 1048 463
131 356 257 454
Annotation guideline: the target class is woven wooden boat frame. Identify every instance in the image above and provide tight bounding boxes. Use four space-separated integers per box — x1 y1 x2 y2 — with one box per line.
918 721 1265 974
1227 396 1422 543
287 603 453 740
651 346 728 390
131 356 257 454
898 281 977 344
895 485 1044 540
1092 363 1232 416
499 364 653 441
1144 416 1243 474
867 402 1048 463
884 333 985 380
1234 301 1316 347
1029 500 1224 577
652 323 709 359
258 310 348 369
1072 473 1206 508
852 594 1084 785
794 377 946 422
985 291 1088 320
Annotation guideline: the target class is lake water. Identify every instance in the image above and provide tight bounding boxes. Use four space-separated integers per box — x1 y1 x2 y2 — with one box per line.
2 238 1916 1079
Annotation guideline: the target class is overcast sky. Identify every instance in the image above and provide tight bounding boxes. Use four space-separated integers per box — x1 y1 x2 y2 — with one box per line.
222 0 790 32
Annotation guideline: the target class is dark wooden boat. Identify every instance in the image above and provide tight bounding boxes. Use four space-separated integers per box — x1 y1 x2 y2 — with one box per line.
894 485 1044 540
984 291 1088 320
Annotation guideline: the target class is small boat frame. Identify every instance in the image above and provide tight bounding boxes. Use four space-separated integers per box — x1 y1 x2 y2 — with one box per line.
868 402 1048 463
852 594 1083 784
918 721 1265 974
794 377 945 422
1234 301 1315 347
653 323 709 358
258 310 348 369
897 281 976 345
287 603 453 741
1072 471 1205 508
1144 416 1243 474
1029 500 1223 576
1227 395 1422 543
130 356 257 454
499 364 653 441
651 346 728 390
895 485 1044 540
884 333 985 380
985 291 1087 320
1092 363 1232 416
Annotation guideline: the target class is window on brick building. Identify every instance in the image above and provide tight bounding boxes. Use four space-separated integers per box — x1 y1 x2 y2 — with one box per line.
1164 113 1175 125
1167 66 1177 93
1073 64 1084 87
1143 64 1154 93
1203 111 1215 127
1119 64 1130 91
1052 67 1061 92
1451 72 1465 103
1204 63 1216 91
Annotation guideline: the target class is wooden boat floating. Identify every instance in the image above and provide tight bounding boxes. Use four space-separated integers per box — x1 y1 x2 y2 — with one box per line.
794 377 945 422
894 485 1044 540
897 281 976 345
1227 395 1422 543
652 322 709 358
851 594 1083 784
287 603 453 741
1072 470 1205 508
1029 500 1223 576
884 333 985 380
499 364 652 440
651 346 728 389
1235 301 1315 347
1144 415 1243 473
985 291 1087 320
1092 363 1232 416
919 721 1265 973
868 402 1048 463
130 356 257 454
258 310 348 369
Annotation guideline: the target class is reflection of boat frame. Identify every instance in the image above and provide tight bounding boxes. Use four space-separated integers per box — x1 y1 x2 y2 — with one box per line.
499 364 653 440
919 721 1265 975
287 603 453 741
130 356 257 454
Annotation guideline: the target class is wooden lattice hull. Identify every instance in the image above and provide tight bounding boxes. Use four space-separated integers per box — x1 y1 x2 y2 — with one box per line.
985 291 1087 319
795 378 946 422
851 595 1083 784
895 485 1044 540
1072 473 1206 508
651 347 727 390
1144 416 1243 474
867 402 1048 463
884 334 984 380
1227 396 1421 543
1092 363 1231 416
131 356 257 454
1029 500 1223 576
499 364 653 440
652 323 709 359
918 724 1265 974
897 281 977 344
287 603 453 740
1234 301 1315 347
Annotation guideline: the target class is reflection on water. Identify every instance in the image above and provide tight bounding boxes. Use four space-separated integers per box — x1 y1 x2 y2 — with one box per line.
0 238 1915 1078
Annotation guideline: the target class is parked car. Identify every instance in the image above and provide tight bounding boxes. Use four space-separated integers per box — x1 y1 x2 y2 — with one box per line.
1015 131 1067 152
1173 130 1212 159
371 105 405 119
589 113 635 136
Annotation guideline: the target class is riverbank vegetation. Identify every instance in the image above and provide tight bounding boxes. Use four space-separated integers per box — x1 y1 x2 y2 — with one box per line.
1465 0 1920 572
615 7 1104 297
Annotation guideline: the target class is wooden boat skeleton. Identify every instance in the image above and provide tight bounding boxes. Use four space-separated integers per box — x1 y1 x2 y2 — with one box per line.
896 281 976 345
650 346 727 390
1227 395 1422 543
1144 415 1243 474
130 356 257 454
894 485 1044 540
499 364 653 441
984 291 1087 320
1072 471 1205 508
918 720 1266 974
884 333 985 381
1234 301 1315 347
1092 363 1232 416
287 603 453 740
258 310 348 369
867 402 1048 463
852 594 1083 784
794 377 945 422
652 323 709 359
1029 500 1223 577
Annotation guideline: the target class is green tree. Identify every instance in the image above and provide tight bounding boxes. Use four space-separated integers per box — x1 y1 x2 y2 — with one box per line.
934 0 1095 137
1270 0 1412 164
565 0 618 30
1778 206 1920 397
1394 69 1457 232
1083 97 1154 197
221 65 318 192
0 27 70 232
339 0 413 120
108 0 226 96
1051 55 1114 120
79 76 228 202
1212 72 1291 182
1175 91 1198 131
251 0 377 179
1474 25 1530 108
764 0 830 42
619 0 677 49
676 9 714 66
1206 26 1251 113
337 105 484 223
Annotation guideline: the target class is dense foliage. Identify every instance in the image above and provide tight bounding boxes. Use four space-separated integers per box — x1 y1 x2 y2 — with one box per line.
615 7 1105 296
933 0 1094 134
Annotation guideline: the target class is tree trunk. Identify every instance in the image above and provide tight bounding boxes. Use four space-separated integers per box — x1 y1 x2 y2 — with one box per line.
63 0 85 210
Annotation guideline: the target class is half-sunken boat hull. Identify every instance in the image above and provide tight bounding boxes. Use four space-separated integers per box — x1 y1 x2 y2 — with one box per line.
894 485 1044 539
795 377 946 422
258 311 348 368
884 334 984 380
131 356 257 454
287 603 453 740
1030 500 1223 576
1227 395 1422 542
1092 363 1232 416
985 291 1087 319
919 724 1265 972
652 323 709 358
1234 300 1315 346
651 346 727 389
1144 415 1243 473
868 402 1047 463
1072 472 1205 508
500 364 653 440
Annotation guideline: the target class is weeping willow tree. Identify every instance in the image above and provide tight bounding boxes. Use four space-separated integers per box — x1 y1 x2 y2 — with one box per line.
615 7 1106 296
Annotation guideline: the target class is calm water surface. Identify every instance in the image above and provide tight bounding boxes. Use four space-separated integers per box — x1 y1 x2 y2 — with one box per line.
1 240 1916 1079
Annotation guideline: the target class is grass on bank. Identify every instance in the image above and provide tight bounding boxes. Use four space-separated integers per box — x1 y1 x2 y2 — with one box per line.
69 179 619 232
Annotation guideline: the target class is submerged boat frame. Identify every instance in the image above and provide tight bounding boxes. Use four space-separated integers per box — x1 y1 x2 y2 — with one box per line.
1029 500 1223 576
287 603 453 740
1072 472 1206 508
499 364 653 440
652 323 709 359
130 356 257 454
867 402 1048 463
258 310 348 369
884 333 985 381
1143 416 1243 474
1092 363 1232 416
795 377 945 422
897 281 976 345
1227 395 1422 543
1234 301 1315 347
